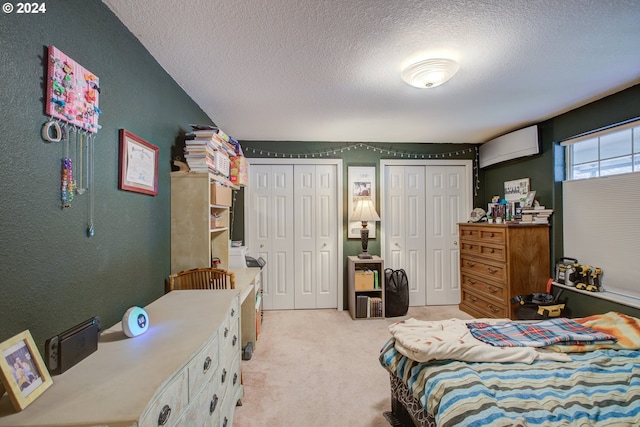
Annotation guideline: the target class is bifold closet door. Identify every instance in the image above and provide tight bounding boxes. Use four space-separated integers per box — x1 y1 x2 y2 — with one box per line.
250 164 295 310
293 164 338 309
249 163 339 310
383 163 469 306
425 166 466 305
384 165 426 306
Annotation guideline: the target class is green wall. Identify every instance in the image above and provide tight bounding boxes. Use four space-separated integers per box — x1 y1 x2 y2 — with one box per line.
0 0 213 350
482 84 640 317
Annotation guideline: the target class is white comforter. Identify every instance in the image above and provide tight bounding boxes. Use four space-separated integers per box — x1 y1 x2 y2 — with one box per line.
389 318 570 364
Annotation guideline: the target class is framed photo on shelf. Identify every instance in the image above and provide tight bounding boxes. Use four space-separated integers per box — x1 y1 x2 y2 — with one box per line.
119 129 159 196
348 166 377 239
0 330 53 412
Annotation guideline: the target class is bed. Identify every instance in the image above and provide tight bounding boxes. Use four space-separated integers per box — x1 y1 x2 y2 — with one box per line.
379 312 640 426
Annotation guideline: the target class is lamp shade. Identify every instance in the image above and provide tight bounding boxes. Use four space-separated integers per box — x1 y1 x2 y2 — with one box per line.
350 199 381 222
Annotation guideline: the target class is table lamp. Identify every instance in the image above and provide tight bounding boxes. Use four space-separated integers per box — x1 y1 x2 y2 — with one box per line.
350 198 381 259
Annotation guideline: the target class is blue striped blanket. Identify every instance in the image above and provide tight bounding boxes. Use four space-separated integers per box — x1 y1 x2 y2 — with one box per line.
380 338 640 426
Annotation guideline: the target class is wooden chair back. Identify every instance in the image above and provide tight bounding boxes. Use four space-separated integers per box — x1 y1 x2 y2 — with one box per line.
167 267 236 292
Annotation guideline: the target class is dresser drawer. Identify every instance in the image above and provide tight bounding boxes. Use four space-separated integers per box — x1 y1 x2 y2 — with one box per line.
177 370 222 427
140 369 189 427
188 333 219 399
461 273 505 303
460 225 506 245
460 256 506 283
461 289 507 318
460 241 506 262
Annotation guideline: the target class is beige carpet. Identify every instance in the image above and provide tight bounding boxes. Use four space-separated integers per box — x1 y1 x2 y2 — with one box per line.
234 305 473 426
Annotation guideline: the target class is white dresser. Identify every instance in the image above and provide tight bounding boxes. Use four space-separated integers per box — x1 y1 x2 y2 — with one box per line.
0 290 243 426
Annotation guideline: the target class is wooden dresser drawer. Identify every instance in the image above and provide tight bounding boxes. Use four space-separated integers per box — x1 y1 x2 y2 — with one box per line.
461 289 507 318
460 256 506 283
460 241 506 262
140 369 189 427
461 274 505 303
477 227 505 245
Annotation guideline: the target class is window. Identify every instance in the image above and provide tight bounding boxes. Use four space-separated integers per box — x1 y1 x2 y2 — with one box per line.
565 120 640 180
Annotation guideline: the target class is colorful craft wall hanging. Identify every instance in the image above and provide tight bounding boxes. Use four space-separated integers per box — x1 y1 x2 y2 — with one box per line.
45 46 101 132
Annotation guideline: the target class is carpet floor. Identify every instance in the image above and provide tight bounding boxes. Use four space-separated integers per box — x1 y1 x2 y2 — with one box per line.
234 305 472 426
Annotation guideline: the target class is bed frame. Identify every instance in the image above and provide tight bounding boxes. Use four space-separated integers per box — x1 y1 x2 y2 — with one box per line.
383 374 434 427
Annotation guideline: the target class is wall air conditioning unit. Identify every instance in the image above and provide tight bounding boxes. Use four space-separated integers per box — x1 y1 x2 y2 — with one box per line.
479 125 539 168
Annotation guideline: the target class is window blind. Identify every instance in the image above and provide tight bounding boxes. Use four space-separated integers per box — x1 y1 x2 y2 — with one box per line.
562 172 640 303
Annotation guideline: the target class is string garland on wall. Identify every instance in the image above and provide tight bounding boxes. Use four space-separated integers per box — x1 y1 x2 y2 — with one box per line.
243 142 480 196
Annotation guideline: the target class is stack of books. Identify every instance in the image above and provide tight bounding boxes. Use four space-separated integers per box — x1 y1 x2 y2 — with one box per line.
184 125 238 177
520 207 553 224
356 295 383 318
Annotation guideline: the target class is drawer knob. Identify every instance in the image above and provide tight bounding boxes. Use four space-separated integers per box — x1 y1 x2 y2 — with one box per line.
469 296 478 302
468 278 476 284
486 285 498 293
487 267 498 274
488 248 494 253
232 335 238 347
209 394 219 415
233 372 238 385
488 304 500 313
488 232 494 237
157 405 171 426
224 327 229 338
223 417 229 427
466 261 475 267
221 368 227 384
203 356 212 373
231 308 236 317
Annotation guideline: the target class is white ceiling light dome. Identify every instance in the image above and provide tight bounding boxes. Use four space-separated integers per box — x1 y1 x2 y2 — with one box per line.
401 58 459 89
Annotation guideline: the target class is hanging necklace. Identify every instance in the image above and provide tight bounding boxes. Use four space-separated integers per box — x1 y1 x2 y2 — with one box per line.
61 125 73 208
87 132 95 237
76 129 86 194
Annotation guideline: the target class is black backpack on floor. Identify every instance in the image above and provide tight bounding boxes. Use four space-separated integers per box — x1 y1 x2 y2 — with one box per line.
384 268 409 317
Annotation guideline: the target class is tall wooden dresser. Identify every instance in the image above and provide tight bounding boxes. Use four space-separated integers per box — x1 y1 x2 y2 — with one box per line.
458 223 550 319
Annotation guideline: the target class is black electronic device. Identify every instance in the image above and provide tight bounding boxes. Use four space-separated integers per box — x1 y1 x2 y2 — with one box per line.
246 256 266 269
44 316 101 375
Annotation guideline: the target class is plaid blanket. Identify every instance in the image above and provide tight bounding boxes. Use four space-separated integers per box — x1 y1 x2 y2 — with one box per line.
467 317 617 347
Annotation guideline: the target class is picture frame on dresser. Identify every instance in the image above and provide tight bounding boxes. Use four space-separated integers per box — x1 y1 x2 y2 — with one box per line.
0 330 53 412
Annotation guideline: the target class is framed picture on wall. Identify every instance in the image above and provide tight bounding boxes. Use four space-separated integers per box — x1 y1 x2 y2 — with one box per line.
348 166 377 238
0 330 53 412
118 129 159 196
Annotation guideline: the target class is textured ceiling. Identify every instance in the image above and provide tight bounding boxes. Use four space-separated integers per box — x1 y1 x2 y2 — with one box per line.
103 0 640 144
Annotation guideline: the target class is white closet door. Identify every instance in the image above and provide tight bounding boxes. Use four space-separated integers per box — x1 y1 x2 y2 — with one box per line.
384 165 426 306
425 166 466 305
294 164 338 309
250 164 295 310
382 161 471 306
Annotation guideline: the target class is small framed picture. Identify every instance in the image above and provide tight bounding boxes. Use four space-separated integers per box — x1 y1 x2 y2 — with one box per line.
523 190 536 208
118 129 159 196
0 330 53 411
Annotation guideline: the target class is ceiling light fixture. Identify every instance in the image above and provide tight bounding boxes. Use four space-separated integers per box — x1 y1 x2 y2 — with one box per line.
401 58 459 89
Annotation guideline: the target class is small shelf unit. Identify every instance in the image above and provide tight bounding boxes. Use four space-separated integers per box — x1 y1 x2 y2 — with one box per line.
347 256 385 320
